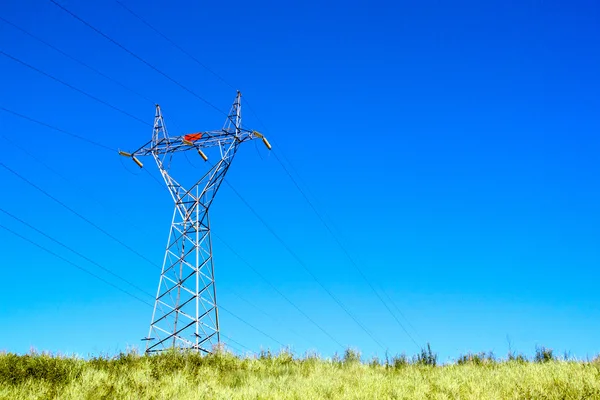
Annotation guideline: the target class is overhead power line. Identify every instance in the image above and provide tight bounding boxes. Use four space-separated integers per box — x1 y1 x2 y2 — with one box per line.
224 285 319 350
0 106 115 152
0 161 161 270
214 234 345 350
0 206 152 298
271 151 422 349
220 333 256 356
220 305 287 350
114 0 235 91
0 222 154 307
222 179 388 351
0 50 150 127
49 0 227 117
0 15 156 105
241 97 424 349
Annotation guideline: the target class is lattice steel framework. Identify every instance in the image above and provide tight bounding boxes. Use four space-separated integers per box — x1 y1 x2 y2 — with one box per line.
120 91 270 353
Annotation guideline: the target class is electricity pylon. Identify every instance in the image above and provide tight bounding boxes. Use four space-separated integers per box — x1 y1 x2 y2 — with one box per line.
119 91 271 353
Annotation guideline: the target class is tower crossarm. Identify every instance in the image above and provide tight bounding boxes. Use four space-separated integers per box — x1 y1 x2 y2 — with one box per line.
129 128 261 157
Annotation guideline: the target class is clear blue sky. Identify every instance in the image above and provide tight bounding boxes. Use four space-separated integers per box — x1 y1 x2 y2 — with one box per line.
1 0 599 362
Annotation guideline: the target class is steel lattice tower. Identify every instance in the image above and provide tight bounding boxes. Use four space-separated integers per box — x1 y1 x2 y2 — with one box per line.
120 92 270 353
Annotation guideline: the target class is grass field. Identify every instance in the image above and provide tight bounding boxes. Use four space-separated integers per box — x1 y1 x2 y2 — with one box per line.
1 347 599 399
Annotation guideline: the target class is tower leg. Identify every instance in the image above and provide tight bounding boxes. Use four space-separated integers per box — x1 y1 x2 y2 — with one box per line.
146 190 219 354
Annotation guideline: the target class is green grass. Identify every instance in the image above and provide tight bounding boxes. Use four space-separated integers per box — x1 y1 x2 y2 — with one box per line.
1 348 599 399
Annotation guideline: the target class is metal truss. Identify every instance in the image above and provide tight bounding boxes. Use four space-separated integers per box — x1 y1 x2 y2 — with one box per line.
120 91 270 353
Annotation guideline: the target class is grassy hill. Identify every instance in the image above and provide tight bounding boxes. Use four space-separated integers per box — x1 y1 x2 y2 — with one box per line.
1 348 599 399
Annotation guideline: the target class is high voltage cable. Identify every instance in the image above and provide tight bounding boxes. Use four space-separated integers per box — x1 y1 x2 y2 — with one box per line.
242 95 423 347
222 180 388 351
0 50 150 127
219 305 286 349
0 162 160 269
220 333 256 356
0 206 151 298
224 286 318 350
380 287 424 345
49 0 227 117
271 151 422 349
214 234 345 350
0 106 115 152
243 96 424 348
0 16 156 106
272 144 424 347
113 0 235 92
0 222 154 307
244 99 424 347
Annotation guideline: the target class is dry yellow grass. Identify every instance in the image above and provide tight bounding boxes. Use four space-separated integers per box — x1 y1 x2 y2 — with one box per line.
1 350 599 399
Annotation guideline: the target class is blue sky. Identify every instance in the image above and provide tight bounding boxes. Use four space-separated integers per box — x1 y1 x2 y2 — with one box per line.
0 0 599 362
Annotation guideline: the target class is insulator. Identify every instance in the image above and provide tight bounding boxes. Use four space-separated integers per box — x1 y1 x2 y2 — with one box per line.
132 156 143 168
198 149 208 162
182 138 194 146
252 130 264 139
118 150 132 157
262 137 272 150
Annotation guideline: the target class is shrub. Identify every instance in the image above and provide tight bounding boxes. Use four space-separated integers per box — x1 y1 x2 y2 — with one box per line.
507 351 527 363
534 346 554 363
369 356 381 368
0 352 82 386
414 343 437 366
343 348 361 364
392 354 409 369
458 352 496 366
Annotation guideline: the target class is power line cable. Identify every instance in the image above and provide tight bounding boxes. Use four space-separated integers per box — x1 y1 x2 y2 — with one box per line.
271 151 422 349
49 0 227 117
219 305 286 349
0 222 154 307
113 0 236 91
242 99 424 349
213 234 344 350
0 50 150 127
0 161 161 270
0 206 153 298
222 179 388 351
224 287 318 349
220 333 256 356
0 16 156 106
380 287 424 344
0 106 115 152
